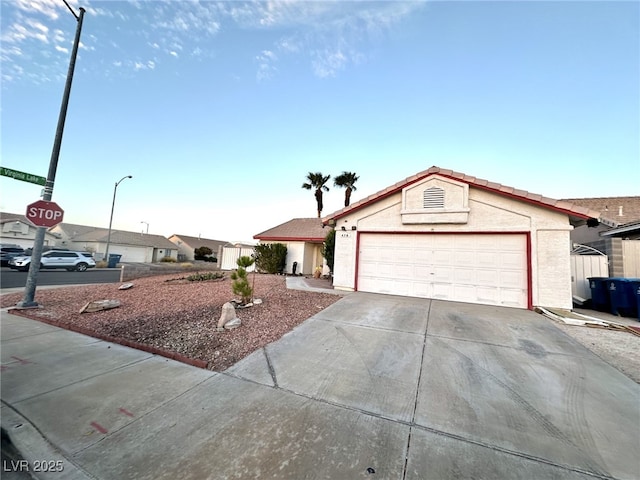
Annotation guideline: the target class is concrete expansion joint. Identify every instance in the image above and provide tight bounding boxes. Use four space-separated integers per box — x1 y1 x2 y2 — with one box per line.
1 401 96 480
70 375 215 457
316 317 425 337
410 424 618 480
263 347 278 388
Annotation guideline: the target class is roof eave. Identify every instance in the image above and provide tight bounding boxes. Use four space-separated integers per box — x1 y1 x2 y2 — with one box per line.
254 236 325 243
323 170 601 224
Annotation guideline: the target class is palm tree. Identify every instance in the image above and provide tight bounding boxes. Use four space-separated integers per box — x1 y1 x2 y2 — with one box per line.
334 171 359 207
302 172 331 218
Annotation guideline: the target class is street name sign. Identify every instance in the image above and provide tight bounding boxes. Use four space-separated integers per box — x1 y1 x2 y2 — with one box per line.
26 200 64 228
1 167 46 186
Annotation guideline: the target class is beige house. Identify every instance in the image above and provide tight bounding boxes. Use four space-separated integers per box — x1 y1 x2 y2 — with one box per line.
254 218 330 275
0 212 58 249
50 223 178 262
563 196 640 278
322 166 600 310
167 234 231 262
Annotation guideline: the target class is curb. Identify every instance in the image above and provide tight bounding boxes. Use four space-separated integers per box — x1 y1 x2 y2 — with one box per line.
7 309 209 370
1 405 92 480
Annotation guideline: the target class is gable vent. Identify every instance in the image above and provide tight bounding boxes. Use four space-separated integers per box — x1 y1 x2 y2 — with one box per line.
423 187 444 208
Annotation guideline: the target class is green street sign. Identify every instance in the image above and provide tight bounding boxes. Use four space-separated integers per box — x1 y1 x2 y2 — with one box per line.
0 167 46 186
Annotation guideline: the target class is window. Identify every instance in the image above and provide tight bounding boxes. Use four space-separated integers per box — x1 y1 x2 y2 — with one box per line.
423 187 444 209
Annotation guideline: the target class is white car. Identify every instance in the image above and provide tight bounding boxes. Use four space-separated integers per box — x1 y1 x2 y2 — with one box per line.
9 250 96 272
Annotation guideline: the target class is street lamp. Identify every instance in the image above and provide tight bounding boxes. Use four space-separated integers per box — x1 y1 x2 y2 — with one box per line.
141 221 149 234
104 175 132 263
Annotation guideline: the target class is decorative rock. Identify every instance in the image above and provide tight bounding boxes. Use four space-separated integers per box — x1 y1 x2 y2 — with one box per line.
224 317 242 330
80 299 121 314
253 298 263 305
118 283 134 290
217 302 237 329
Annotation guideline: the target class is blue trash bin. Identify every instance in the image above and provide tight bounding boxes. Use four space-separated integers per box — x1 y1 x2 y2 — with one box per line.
108 254 122 268
588 277 610 312
605 278 640 317
632 281 640 321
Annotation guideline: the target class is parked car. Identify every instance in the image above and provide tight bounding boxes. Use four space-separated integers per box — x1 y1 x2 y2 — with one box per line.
9 250 96 272
23 246 70 256
0 245 25 267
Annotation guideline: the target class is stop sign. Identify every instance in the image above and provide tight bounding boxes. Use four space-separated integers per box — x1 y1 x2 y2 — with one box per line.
25 200 64 228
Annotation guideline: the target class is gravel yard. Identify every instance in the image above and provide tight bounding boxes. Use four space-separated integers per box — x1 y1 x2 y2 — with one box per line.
1 273 341 371
2 273 638 383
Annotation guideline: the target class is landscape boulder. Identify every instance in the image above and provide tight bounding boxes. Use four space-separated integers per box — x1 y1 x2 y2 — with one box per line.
217 302 238 330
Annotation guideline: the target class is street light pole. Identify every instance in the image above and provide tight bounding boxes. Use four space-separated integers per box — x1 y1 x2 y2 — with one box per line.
104 175 132 263
18 3 86 308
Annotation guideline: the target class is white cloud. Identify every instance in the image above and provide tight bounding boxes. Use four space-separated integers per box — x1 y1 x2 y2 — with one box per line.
312 48 348 78
1 0 426 85
256 50 278 81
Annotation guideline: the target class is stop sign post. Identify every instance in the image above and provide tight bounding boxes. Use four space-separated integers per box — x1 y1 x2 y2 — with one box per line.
26 200 64 228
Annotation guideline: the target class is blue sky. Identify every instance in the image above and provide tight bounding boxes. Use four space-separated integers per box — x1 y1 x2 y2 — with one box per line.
1 0 638 243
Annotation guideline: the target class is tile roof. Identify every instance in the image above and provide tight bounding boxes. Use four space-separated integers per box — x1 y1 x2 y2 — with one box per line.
561 197 640 226
168 234 232 251
0 212 27 224
72 229 178 249
254 218 329 242
54 222 102 237
323 166 602 224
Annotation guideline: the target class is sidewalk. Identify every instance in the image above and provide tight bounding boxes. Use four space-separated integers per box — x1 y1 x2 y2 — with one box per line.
2 292 639 479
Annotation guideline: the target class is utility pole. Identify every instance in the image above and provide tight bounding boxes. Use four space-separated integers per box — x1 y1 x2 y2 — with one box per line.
18 2 86 307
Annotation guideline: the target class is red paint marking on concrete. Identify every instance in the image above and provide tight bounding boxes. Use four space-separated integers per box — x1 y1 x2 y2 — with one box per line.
90 422 108 434
0 365 9 371
10 356 32 365
119 408 134 417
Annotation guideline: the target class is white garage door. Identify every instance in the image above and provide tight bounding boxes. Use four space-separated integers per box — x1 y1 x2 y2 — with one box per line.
358 233 528 308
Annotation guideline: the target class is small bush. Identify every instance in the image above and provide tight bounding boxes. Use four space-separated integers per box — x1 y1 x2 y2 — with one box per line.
96 260 108 268
194 246 213 257
322 228 335 273
254 243 287 274
160 257 176 263
186 272 224 282
230 256 255 303
194 246 216 262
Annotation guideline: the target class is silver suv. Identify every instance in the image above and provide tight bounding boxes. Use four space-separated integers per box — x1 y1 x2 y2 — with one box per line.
9 250 96 272
0 245 25 267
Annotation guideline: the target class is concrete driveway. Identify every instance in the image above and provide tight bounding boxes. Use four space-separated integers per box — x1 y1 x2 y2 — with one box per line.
2 293 639 479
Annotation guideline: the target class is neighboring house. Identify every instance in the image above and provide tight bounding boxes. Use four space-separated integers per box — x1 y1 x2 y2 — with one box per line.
167 234 231 262
49 223 177 262
0 212 58 249
253 218 330 275
564 196 640 278
322 166 600 310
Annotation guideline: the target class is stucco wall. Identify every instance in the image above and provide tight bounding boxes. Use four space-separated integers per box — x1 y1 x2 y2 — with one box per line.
332 177 574 309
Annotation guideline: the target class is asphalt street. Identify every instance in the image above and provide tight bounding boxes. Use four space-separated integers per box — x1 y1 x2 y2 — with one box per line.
0 267 121 291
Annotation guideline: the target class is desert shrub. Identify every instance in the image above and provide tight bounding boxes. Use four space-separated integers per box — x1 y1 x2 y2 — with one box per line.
194 246 216 262
160 257 176 263
186 272 224 282
230 255 255 303
254 243 287 274
96 260 108 268
322 228 335 273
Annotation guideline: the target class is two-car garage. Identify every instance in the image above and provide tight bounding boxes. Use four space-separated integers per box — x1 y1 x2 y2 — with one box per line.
357 233 529 309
